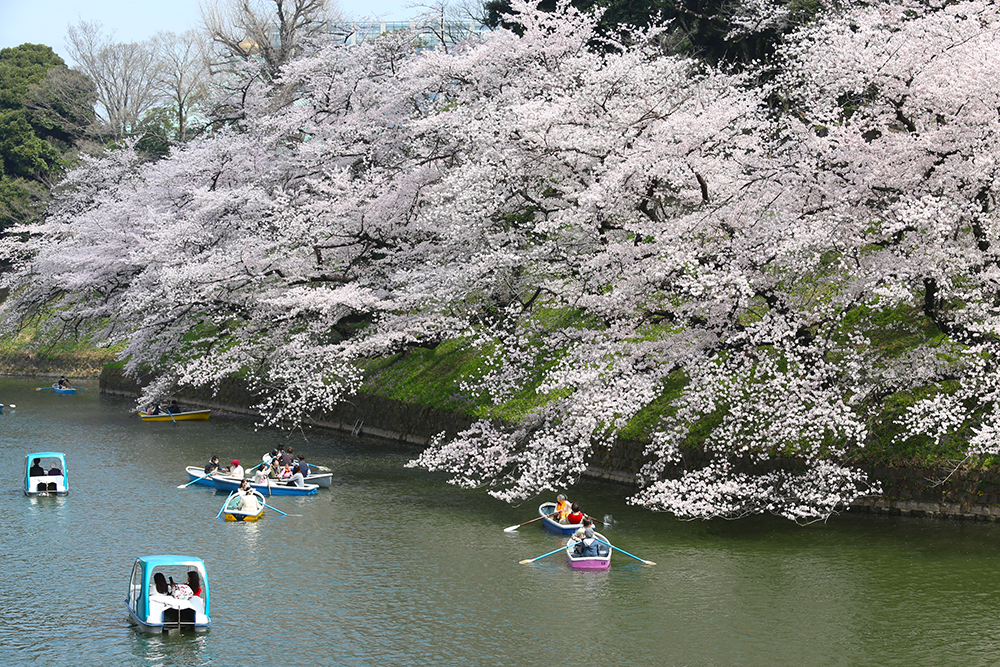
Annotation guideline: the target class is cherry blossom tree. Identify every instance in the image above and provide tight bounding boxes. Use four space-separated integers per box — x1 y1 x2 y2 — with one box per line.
4 0 1000 523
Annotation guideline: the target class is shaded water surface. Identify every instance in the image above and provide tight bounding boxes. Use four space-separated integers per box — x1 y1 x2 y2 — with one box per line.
1 376 999 666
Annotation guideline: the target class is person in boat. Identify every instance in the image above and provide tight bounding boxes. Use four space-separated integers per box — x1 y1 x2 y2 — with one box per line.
267 458 281 479
565 503 585 525
573 526 601 557
57 376 72 389
153 572 169 595
296 454 310 478
230 459 244 478
254 465 270 484
147 403 162 416
286 464 305 487
279 445 295 468
571 517 594 541
29 458 45 476
187 571 203 597
168 400 181 414
47 462 62 476
554 494 571 522
204 455 226 476
237 479 261 512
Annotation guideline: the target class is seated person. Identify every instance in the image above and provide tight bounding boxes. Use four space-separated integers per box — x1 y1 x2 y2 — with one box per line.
168 400 181 414
565 503 585 525
573 527 600 557
571 517 594 541
148 403 162 415
554 494 570 522
29 458 45 476
153 572 169 595
286 465 305 487
238 489 260 513
47 463 62 476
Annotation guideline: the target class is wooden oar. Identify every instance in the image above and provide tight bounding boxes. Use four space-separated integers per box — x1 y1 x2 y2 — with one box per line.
216 490 236 519
178 470 215 489
35 386 55 391
594 538 655 565
519 544 570 564
504 511 557 532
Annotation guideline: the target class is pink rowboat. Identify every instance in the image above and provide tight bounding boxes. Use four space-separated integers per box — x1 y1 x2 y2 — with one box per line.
565 531 613 570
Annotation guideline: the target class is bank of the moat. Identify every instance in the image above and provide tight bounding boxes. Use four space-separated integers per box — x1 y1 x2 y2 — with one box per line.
11 359 1000 522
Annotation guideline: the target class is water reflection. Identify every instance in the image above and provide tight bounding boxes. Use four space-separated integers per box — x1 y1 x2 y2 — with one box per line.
129 630 210 667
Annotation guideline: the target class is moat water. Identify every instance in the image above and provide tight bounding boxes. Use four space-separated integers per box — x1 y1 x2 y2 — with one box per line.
1 376 999 666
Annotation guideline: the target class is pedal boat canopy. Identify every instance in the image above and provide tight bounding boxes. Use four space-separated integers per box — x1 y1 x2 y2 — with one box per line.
126 555 211 632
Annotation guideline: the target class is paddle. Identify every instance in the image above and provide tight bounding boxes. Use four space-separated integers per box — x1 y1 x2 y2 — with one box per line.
178 469 216 489
504 511 557 533
35 386 54 391
262 502 287 516
594 538 655 565
216 490 236 518
519 544 570 564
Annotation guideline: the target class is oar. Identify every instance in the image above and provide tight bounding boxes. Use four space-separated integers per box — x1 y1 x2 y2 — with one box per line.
262 502 287 516
519 544 570 564
216 490 236 519
35 386 54 391
504 511 557 532
595 538 655 565
178 470 215 489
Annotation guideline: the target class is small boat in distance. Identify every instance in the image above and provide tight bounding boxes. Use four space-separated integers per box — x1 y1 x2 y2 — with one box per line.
565 531 613 570
53 385 77 394
139 409 211 422
538 502 584 535
221 490 266 521
125 555 211 632
24 452 69 496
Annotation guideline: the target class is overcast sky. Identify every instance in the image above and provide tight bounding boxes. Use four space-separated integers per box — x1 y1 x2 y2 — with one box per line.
0 0 427 62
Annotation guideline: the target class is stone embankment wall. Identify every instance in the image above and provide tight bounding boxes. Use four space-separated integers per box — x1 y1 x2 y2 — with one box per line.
98 365 1000 521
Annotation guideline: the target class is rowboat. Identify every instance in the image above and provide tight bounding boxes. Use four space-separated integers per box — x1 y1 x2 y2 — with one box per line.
53 385 76 394
538 502 584 535
185 465 329 490
566 531 613 570
221 490 266 521
24 452 69 496
139 409 211 422
212 474 318 496
126 555 211 632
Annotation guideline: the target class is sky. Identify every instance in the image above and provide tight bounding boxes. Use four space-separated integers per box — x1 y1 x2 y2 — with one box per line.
0 0 425 62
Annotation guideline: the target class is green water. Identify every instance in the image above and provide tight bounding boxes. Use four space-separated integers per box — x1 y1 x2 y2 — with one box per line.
1 376 998 667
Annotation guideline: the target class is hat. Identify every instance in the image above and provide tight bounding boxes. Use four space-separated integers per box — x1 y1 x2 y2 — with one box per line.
584 527 595 539
232 459 239 466
270 449 278 457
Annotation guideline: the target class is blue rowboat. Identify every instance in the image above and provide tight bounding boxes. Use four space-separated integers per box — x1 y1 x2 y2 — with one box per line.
539 502 584 535
24 452 69 496
53 385 77 394
212 475 318 496
126 555 211 632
